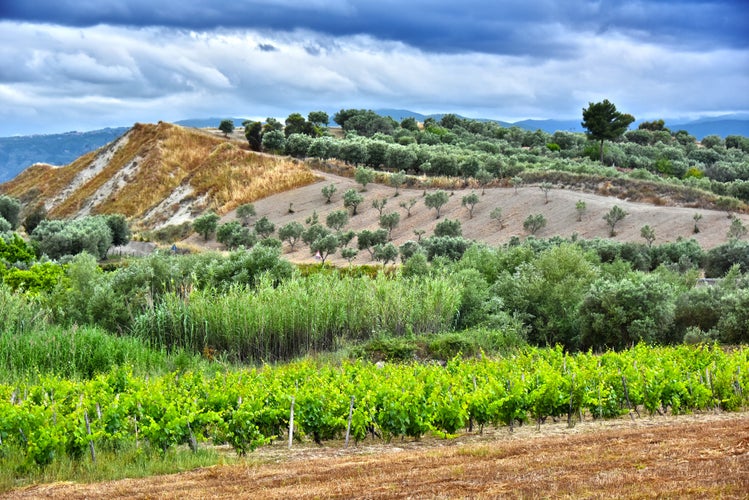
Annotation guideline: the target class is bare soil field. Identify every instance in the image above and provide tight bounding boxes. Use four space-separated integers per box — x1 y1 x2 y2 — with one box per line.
9 411 747 499
185 168 748 266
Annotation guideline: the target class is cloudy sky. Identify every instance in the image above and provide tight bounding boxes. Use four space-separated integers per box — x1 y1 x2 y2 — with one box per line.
1 0 747 136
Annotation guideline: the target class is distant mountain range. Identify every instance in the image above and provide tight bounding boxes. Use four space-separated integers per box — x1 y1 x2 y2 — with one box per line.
0 127 129 183
2 112 748 184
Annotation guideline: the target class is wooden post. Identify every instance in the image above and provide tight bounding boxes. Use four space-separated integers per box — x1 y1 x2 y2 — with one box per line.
568 373 576 428
345 396 355 449
84 410 96 463
621 375 635 421
288 397 295 449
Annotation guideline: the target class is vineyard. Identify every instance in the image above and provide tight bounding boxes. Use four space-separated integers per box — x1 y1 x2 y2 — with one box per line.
1 344 746 478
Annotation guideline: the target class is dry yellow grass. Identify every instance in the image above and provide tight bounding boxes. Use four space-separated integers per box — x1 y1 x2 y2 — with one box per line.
9 413 748 499
0 123 317 229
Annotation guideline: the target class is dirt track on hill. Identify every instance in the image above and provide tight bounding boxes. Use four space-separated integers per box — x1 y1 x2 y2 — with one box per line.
10 412 748 499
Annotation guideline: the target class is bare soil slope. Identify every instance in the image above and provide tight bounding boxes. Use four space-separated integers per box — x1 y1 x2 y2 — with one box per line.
190 169 748 265
10 412 748 499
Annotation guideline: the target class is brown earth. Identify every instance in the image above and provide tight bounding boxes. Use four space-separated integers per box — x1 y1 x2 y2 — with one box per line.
186 168 749 266
9 412 748 499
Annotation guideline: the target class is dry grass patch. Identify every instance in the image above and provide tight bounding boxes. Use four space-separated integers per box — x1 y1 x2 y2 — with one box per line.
1 123 318 229
12 413 747 499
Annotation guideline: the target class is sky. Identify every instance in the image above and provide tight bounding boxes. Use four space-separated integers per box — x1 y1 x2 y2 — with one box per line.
0 0 748 136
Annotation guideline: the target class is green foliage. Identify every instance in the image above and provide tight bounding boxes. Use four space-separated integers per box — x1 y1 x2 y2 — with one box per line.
581 99 635 163
489 207 504 229
727 218 747 241
523 214 547 235
2 262 64 294
243 120 262 151
278 221 304 250
424 190 449 219
31 216 114 260
640 225 656 247
399 197 418 217
261 130 286 153
22 204 47 234
420 236 473 261
434 218 462 238
105 214 131 246
461 191 480 218
310 234 339 264
379 212 400 240
216 221 257 250
0 195 21 230
254 216 276 239
603 205 628 236
575 200 587 221
308 111 329 127
357 229 388 259
321 184 337 203
235 203 256 225
372 242 398 265
539 182 553 203
343 189 364 215
578 273 676 350
341 247 358 264
193 211 220 241
704 241 749 277
0 232 36 266
389 170 407 195
354 166 376 191
284 112 316 137
218 119 234 137
371 197 387 215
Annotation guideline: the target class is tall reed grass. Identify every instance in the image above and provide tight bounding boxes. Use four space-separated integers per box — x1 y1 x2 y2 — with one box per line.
131 273 463 362
0 285 49 335
0 325 184 382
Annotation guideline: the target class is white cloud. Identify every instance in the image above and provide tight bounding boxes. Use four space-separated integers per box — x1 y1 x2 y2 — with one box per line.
0 20 747 135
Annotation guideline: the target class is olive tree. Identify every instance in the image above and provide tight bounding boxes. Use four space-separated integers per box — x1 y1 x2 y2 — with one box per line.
343 189 364 215
218 119 235 137
193 211 220 241
489 207 504 229
390 170 407 196
424 190 449 219
236 203 256 225
278 221 304 250
310 234 339 264
321 184 337 203
254 216 276 239
523 214 547 235
379 212 400 240
325 210 349 232
461 191 480 218
355 166 376 191
640 225 656 247
603 205 628 236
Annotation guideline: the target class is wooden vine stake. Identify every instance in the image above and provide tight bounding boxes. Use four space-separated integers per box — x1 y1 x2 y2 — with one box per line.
84 410 96 463
621 374 636 421
288 396 295 449
345 396 355 449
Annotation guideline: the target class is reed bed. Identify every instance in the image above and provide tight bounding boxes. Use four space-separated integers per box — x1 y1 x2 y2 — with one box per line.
131 273 463 362
0 324 179 381
0 285 49 336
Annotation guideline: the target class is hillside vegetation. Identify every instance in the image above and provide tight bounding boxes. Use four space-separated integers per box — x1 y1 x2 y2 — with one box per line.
0 122 317 231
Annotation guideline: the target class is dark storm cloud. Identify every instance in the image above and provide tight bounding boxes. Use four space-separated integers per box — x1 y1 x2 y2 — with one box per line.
2 0 747 56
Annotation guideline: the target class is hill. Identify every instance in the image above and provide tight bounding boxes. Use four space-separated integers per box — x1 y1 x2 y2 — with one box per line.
1 121 747 262
0 122 317 231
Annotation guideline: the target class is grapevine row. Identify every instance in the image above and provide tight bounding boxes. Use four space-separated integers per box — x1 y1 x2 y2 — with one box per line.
0 344 746 467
